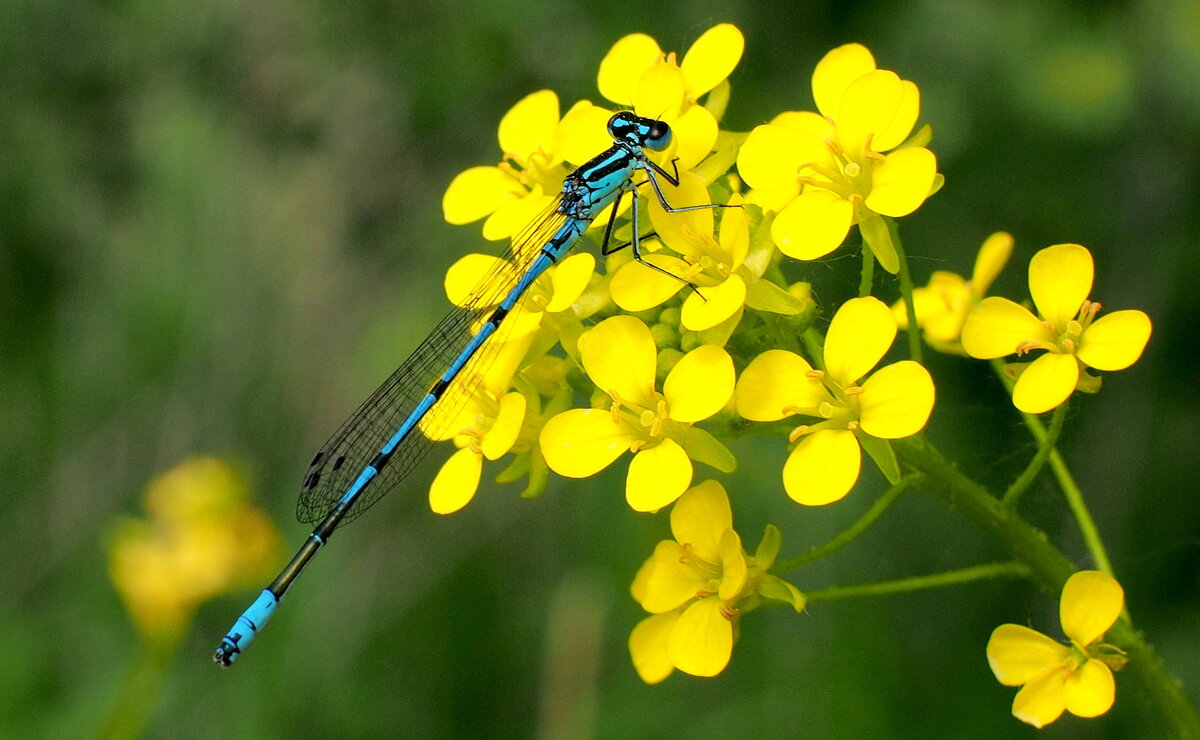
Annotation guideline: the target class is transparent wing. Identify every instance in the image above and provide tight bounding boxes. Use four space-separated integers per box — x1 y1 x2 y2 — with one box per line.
296 199 571 525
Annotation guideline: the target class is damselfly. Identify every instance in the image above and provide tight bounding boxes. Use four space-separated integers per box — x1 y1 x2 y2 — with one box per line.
214 111 718 665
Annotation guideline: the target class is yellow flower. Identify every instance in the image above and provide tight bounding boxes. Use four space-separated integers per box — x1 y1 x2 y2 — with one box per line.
737 43 940 273
987 571 1128 728
961 243 1152 414
609 174 809 332
894 231 1013 354
539 315 736 512
425 332 536 515
442 89 578 240
558 23 744 171
628 480 803 682
108 459 281 643
442 249 597 340
735 296 935 505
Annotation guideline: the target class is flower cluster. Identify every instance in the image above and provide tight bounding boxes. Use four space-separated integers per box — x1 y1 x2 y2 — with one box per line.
431 23 1153 721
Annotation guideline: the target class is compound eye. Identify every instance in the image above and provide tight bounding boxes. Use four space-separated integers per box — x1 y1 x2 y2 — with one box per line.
606 113 623 139
645 120 672 151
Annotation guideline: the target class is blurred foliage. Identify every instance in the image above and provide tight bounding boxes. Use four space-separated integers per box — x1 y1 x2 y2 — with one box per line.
2 0 1197 737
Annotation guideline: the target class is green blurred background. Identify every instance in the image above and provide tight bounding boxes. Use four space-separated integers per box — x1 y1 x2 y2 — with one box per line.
4 0 1198 737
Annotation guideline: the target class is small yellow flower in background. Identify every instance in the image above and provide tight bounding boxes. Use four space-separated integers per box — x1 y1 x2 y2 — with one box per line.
539 315 736 512
609 173 809 332
961 243 1152 414
108 458 281 643
559 23 744 170
894 231 1013 354
987 570 1129 728
736 296 934 505
442 89 577 241
424 332 536 515
628 480 803 682
737 43 940 273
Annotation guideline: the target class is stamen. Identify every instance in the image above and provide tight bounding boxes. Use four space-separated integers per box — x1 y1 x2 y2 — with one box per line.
805 369 825 380
788 425 810 443
719 602 742 620
844 386 864 396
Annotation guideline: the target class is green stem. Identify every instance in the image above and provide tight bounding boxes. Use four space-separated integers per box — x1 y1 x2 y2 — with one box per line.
889 219 923 364
804 562 1030 603
895 435 1200 735
773 476 912 573
859 246 875 297
96 634 177 740
801 327 826 370
1003 403 1067 506
989 360 1113 574
1027 416 1115 576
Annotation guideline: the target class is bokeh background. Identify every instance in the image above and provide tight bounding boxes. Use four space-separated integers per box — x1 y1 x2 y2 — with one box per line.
4 0 1198 737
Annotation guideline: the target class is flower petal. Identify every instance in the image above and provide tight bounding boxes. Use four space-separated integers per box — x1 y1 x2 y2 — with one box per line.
1060 570 1124 648
680 23 744 99
668 103 719 170
498 89 560 163
598 33 663 106
558 101 615 166
626 439 693 512
429 448 482 515
771 189 854 260
642 540 705 613
783 429 861 506
483 190 553 241
864 146 937 218
629 612 679 684
579 315 657 407
1013 353 1079 414
1030 244 1093 329
669 479 731 563
717 528 748 601
736 124 801 191
648 170 714 256
962 297 1055 359
610 254 690 312
811 43 876 120
540 409 634 478
668 597 733 677
824 296 896 386
972 231 1014 296
664 345 734 422
735 350 826 421
544 252 596 313
444 254 513 308
442 166 523 225
1012 669 1068 728
835 69 908 158
681 276 746 331
872 79 920 153
1077 310 1152 371
858 361 935 439
1064 660 1115 718
480 392 526 460
986 623 1070 686
634 62 686 120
